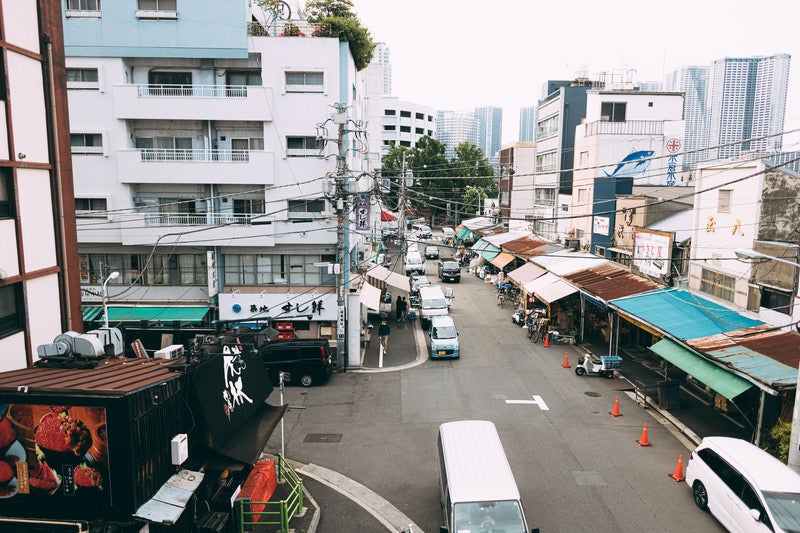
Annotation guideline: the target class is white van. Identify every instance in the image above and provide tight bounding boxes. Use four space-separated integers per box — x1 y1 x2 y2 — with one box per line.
685 436 800 532
419 285 448 325
405 252 425 275
437 420 531 533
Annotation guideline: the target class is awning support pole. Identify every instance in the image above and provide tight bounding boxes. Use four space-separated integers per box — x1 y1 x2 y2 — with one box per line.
754 389 766 446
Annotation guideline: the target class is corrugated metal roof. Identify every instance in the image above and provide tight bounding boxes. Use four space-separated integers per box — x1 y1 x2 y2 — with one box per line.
0 358 182 397
507 262 547 286
501 236 552 257
564 263 663 303
609 288 765 341
687 329 800 390
482 231 527 246
473 223 506 237
541 256 608 276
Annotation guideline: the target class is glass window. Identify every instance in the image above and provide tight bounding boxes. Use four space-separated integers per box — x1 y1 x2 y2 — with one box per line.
66 68 99 89
0 284 23 338
285 71 323 92
0 169 13 219
383 125 396 131
535 151 557 172
70 133 103 155
415 113 424 120
288 199 326 213
400 110 411 118
138 0 176 10
415 127 424 134
227 70 262 86
286 136 323 157
600 102 626 122
75 198 107 217
761 287 792 315
700 268 735 302
67 0 100 11
718 189 732 213
400 126 411 133
384 109 396 116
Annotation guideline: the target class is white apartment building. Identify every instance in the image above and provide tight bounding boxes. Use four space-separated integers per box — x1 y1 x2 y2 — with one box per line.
571 90 685 253
690 159 800 327
502 142 536 232
0 2 82 371
64 1 367 363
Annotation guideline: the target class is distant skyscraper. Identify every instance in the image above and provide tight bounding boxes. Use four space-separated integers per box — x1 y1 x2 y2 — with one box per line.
519 106 537 142
474 106 503 165
665 66 710 170
435 110 478 159
707 54 790 159
636 81 663 91
373 42 392 95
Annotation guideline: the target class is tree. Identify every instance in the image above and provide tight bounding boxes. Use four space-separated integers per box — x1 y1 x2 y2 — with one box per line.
463 185 488 216
449 142 497 222
305 0 376 70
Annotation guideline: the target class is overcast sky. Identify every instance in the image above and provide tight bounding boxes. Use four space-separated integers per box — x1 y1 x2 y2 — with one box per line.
349 0 800 148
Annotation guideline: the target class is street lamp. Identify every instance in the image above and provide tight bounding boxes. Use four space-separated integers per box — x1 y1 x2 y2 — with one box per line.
735 249 800 268
102 271 120 329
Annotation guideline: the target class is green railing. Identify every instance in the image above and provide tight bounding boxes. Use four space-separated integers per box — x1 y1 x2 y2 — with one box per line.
237 454 304 533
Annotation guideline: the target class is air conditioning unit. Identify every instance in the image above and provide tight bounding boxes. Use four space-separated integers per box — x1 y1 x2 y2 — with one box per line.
566 239 580 251
154 344 185 360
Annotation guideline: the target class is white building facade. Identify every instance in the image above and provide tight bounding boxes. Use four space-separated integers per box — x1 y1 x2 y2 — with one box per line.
664 66 710 171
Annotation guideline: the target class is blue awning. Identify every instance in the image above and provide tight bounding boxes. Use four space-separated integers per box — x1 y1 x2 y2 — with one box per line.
609 289 764 341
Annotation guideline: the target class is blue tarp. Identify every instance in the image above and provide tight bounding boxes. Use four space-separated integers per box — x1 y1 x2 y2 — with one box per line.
609 288 764 341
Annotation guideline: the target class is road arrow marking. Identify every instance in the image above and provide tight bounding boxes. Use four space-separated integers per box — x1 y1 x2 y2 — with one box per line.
505 395 549 410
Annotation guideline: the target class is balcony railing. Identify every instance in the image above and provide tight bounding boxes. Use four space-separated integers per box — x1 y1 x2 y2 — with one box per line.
143 212 256 226
137 84 250 98
139 149 251 162
583 120 665 137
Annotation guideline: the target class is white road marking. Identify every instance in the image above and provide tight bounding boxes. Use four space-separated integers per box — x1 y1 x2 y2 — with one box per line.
505 395 550 410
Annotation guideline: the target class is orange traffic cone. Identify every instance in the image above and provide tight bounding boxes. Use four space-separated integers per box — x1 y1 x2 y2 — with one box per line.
543 332 550 348
669 455 685 482
561 352 570 368
609 396 622 417
636 423 652 446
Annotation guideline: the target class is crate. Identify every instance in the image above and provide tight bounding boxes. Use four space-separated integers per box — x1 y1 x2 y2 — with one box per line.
600 355 623 369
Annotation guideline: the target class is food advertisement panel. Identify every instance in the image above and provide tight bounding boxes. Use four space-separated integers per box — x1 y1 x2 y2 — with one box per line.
0 404 109 504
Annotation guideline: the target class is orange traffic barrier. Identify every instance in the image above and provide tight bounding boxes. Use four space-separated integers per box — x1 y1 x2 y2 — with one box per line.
543 332 550 348
561 352 570 368
669 455 685 482
609 396 622 417
636 423 652 446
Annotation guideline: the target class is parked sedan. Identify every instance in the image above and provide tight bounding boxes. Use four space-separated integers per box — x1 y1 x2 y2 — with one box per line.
425 245 440 259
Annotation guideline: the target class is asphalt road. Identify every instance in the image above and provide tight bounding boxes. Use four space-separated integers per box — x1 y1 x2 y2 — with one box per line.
267 248 725 532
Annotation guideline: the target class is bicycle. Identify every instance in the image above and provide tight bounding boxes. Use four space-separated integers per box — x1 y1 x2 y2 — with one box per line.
496 291 506 307
528 318 548 343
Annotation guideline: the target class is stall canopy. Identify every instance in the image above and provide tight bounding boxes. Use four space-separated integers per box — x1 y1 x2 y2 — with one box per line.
365 264 410 293
523 272 577 304
380 210 396 221
471 239 500 261
490 252 516 270
649 339 753 400
507 262 546 287
360 280 383 311
103 306 211 324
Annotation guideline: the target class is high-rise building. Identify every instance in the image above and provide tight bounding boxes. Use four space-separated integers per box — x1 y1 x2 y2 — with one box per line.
372 42 392 95
0 1 82 371
707 54 791 159
435 110 478 159
519 106 537 142
474 106 503 166
665 66 710 170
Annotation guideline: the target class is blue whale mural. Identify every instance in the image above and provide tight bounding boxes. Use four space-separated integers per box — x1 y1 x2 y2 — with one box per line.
603 150 655 178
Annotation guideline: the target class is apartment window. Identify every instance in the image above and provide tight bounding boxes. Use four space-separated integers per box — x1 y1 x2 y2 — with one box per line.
383 125 396 131
399 141 411 147
227 70 261 95
595 246 606 257
70 133 103 155
535 188 555 206
600 102 626 122
137 0 177 18
428 115 433 122
718 189 732 213
0 284 23 339
535 151 557 172
286 136 322 157
136 137 192 160
384 109 396 116
415 127 424 134
536 115 559 138
0 170 13 219
427 130 433 136
578 188 588 204
75 198 107 217
127 253 204 285
66 0 100 17
761 287 793 315
233 198 264 215
66 68 99 89
147 71 191 95
400 126 411 133
285 71 323 92
400 110 411 118
288 199 326 217
579 151 589 168
700 268 735 302
415 113 424 120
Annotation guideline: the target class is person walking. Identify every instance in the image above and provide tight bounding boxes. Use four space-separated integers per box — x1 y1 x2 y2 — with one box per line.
396 296 407 322
378 319 390 354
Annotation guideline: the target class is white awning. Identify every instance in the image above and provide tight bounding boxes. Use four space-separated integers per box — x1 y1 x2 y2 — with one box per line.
535 279 577 304
365 264 410 293
360 281 383 311
523 272 561 295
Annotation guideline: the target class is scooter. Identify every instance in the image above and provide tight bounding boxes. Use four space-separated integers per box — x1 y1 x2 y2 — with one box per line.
511 308 526 327
574 353 623 378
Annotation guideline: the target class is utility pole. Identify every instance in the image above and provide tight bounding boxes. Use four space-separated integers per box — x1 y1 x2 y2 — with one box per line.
334 104 349 372
397 152 407 255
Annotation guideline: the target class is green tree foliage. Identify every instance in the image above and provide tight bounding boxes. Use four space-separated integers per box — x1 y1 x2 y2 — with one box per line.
762 418 791 463
305 0 376 70
380 136 496 225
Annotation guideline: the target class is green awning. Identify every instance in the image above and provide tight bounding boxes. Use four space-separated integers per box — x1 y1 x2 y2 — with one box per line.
106 306 210 324
650 339 753 400
456 227 473 240
82 305 103 321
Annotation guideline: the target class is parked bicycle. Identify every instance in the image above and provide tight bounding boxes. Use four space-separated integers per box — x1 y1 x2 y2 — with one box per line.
527 316 548 343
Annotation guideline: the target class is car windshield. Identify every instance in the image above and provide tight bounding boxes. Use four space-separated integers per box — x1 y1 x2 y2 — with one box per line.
452 501 526 533
442 261 459 269
763 491 800 531
422 298 447 309
421 226 431 233
432 325 457 339
408 257 422 265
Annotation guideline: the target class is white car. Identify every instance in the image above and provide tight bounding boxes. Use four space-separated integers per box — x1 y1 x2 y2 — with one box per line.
685 436 800 532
